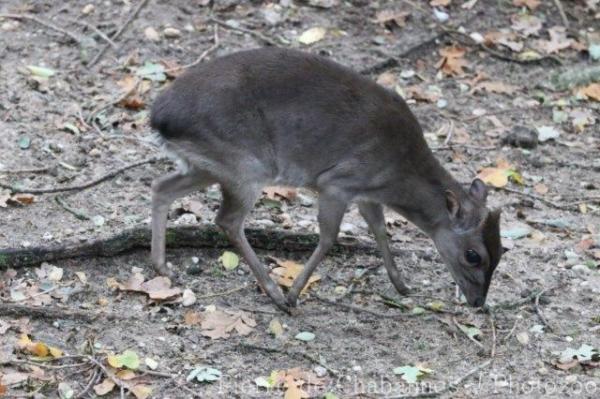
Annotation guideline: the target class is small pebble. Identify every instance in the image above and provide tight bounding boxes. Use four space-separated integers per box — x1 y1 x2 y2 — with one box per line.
144 27 160 42
314 366 327 378
82 4 95 14
163 27 182 38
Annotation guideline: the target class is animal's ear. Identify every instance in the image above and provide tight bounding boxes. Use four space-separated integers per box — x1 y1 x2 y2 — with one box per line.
469 178 488 203
445 190 461 219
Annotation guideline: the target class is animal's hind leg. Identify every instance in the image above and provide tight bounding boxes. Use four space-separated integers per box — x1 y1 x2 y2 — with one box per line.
151 169 213 276
216 184 289 313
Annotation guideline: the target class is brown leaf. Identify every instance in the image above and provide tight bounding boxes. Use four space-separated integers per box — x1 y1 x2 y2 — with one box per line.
510 14 543 37
436 46 469 76
512 0 540 10
471 81 519 95
579 83 600 102
184 311 202 325
374 9 410 29
93 379 116 396
405 85 440 103
484 31 524 52
200 309 256 339
263 186 297 201
270 258 320 293
119 96 145 110
533 26 573 54
534 183 548 194
141 277 182 300
430 0 451 6
10 193 35 205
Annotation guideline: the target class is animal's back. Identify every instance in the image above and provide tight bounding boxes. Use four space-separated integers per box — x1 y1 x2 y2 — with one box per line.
150 48 426 190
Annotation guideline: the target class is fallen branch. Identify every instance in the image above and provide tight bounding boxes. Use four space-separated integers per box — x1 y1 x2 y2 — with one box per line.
0 158 157 194
87 0 150 67
0 225 427 269
0 13 81 43
0 303 122 321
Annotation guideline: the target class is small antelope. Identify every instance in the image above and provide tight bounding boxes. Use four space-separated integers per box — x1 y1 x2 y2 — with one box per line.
150 48 503 312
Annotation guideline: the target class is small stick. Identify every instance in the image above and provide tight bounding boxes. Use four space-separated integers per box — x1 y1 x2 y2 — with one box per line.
237 343 338 375
312 293 419 319
55 196 91 221
66 18 117 49
442 120 454 146
0 13 81 43
552 0 569 28
208 16 280 46
75 368 100 399
534 289 553 332
452 317 485 349
489 311 497 358
494 186 564 210
87 78 141 124
87 0 151 67
196 285 248 300
0 167 50 174
164 25 220 73
503 313 520 342
0 158 157 194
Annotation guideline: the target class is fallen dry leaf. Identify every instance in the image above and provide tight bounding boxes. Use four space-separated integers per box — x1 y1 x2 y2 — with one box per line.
534 183 548 194
263 186 297 201
430 0 451 6
376 71 398 88
510 14 542 37
93 379 115 396
200 309 256 339
375 9 410 29
184 311 202 325
406 85 440 102
436 46 469 76
117 273 182 300
512 0 540 10
270 258 320 293
477 159 522 188
579 83 600 102
471 81 518 95
534 26 574 54
484 30 524 52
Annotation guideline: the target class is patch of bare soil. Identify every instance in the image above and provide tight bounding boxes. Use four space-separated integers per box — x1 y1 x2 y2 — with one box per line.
1 0 599 398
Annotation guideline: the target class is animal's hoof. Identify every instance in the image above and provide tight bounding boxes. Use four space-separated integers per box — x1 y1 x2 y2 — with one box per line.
286 294 299 308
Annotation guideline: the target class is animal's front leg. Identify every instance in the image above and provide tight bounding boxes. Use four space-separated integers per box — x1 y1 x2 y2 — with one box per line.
358 202 410 295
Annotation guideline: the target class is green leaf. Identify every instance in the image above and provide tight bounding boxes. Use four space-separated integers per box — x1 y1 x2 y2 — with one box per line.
324 393 339 399
187 366 222 383
18 136 31 150
426 301 445 312
558 344 599 363
63 123 80 135
136 62 166 82
219 251 239 270
119 350 140 369
392 365 432 384
411 306 426 315
27 65 55 78
295 331 315 342
457 323 482 339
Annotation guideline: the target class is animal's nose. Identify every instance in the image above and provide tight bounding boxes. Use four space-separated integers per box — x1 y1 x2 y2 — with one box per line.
472 297 485 307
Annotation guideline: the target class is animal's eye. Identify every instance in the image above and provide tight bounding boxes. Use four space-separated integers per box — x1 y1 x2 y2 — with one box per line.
465 249 481 265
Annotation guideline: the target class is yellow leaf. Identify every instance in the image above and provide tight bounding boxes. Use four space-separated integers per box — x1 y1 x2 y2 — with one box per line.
130 384 152 399
107 354 122 369
93 379 116 396
477 167 508 188
29 342 49 357
270 259 320 293
49 346 63 358
579 83 600 102
17 334 32 349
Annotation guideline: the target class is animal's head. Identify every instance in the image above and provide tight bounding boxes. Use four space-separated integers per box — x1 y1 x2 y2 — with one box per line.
432 179 503 307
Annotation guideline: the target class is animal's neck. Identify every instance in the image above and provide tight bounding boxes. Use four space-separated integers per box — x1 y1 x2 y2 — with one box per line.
388 151 464 237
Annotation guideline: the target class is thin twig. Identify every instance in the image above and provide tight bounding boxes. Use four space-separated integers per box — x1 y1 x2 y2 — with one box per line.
452 317 485 350
0 158 157 194
209 16 280 46
87 0 151 67
164 25 220 73
552 0 569 28
55 196 91 221
0 167 50 174
503 313 520 342
196 285 248 300
75 368 99 399
442 120 454 146
0 13 81 43
66 18 117 49
87 78 141 123
534 289 553 332
312 293 420 319
489 311 497 358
